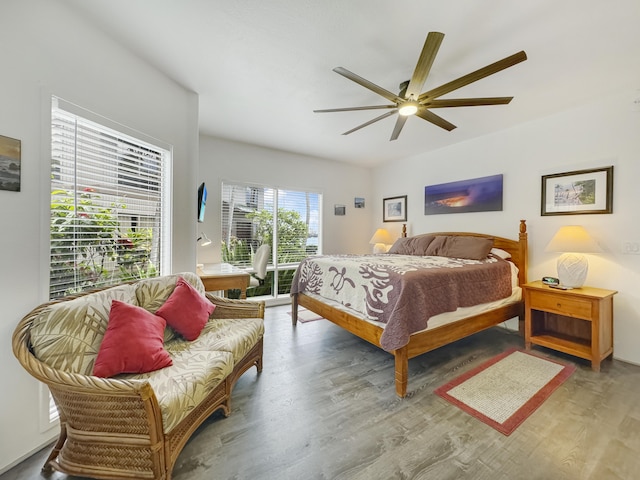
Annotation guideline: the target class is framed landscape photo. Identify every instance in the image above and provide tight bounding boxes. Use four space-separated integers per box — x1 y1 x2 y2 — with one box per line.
424 174 503 215
383 195 407 222
541 166 613 216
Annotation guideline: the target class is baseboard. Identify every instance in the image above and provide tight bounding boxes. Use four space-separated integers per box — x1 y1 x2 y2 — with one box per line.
0 436 56 476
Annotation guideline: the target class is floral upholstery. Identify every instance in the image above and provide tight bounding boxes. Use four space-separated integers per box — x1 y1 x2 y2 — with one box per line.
29 272 206 374
30 284 138 375
166 317 264 363
29 273 263 434
120 349 234 433
14 272 264 480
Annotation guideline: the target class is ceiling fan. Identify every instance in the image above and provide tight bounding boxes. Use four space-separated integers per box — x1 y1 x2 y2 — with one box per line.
314 32 527 141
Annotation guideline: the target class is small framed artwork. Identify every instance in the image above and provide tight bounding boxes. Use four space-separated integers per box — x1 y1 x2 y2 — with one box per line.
334 204 346 216
541 166 613 216
0 134 21 192
383 195 407 222
354 197 365 208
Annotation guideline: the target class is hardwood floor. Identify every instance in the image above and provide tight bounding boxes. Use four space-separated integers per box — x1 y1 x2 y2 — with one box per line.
4 304 640 480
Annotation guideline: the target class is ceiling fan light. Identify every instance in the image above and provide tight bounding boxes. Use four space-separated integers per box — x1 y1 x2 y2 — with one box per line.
398 102 418 116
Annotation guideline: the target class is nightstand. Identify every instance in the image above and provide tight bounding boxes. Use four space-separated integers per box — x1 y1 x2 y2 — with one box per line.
523 280 617 371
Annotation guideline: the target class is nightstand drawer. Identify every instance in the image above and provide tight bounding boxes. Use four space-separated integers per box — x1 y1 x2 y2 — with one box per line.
528 291 593 320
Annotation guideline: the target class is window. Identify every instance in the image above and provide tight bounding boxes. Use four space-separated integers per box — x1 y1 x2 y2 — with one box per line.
221 182 321 298
50 97 171 299
46 98 171 424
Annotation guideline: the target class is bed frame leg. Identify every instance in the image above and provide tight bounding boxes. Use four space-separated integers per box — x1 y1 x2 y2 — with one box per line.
394 347 408 398
291 294 298 326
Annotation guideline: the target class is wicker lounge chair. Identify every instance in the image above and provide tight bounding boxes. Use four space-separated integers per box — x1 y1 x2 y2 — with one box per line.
12 273 264 480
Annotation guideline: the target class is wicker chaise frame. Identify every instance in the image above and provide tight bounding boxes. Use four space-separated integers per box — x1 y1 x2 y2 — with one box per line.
12 290 265 480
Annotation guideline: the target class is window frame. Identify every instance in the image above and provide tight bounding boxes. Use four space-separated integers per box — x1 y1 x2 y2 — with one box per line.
221 180 322 301
48 96 172 299
43 95 173 424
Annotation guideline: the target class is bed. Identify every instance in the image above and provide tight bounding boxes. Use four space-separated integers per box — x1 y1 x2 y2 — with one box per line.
291 220 528 397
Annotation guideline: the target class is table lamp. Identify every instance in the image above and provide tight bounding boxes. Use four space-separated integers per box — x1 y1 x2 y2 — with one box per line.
544 225 602 288
369 228 393 253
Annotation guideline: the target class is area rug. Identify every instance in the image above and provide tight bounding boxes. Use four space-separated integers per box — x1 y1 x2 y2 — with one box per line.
434 348 575 435
288 308 324 323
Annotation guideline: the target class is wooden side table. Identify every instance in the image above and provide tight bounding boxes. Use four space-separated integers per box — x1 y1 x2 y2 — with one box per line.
197 263 250 299
523 280 617 371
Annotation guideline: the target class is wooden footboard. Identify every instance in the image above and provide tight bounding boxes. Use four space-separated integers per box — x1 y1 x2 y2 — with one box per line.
291 220 528 398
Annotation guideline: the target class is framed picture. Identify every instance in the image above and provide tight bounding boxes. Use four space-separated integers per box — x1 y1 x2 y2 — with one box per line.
541 166 613 216
334 204 346 216
383 195 407 222
0 134 21 192
424 174 503 215
354 197 365 208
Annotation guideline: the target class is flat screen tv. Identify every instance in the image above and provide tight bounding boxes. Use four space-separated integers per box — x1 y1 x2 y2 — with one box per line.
197 182 207 223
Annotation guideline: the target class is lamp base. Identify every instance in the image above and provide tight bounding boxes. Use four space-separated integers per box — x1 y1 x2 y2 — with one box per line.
557 253 588 288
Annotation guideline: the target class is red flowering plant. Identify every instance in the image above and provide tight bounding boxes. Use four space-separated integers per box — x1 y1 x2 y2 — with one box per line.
117 228 156 281
50 188 154 298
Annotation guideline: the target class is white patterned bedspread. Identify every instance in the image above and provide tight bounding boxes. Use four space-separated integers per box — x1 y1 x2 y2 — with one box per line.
291 254 514 351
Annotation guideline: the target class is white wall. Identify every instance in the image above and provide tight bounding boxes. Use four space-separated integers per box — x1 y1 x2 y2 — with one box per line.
373 89 640 365
0 0 199 472
2 0 637 473
197 135 373 264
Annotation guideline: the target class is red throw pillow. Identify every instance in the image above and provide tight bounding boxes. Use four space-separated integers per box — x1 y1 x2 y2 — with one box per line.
155 277 215 341
93 300 172 378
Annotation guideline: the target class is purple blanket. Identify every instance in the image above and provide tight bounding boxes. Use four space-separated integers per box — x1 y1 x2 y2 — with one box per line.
291 254 512 351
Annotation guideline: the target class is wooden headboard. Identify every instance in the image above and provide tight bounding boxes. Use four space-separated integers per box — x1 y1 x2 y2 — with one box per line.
401 219 528 286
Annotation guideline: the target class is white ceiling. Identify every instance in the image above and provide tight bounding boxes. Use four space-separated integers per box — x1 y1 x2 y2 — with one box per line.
62 0 640 167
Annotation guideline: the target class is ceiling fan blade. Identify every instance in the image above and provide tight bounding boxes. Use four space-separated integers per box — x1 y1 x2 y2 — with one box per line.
390 115 409 141
415 108 457 131
333 67 401 103
418 51 527 102
314 105 397 113
405 32 445 100
425 97 514 108
342 110 397 135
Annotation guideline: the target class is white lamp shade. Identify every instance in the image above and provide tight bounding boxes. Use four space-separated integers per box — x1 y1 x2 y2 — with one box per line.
369 228 393 253
544 225 602 254
545 226 601 288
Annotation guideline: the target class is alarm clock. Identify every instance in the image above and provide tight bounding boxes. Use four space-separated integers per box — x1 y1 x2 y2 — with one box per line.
542 276 560 286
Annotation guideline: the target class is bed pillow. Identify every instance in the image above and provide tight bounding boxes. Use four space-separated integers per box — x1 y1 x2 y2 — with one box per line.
425 235 494 260
93 300 172 378
387 235 436 255
490 247 512 259
155 277 215 341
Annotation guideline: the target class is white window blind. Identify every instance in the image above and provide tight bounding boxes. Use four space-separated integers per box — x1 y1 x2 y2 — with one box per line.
221 182 321 297
50 97 171 299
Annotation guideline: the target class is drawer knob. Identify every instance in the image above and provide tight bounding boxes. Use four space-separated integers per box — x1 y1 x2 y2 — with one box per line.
556 303 562 308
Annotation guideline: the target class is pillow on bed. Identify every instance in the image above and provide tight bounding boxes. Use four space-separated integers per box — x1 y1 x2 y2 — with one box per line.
490 247 511 259
425 235 494 260
387 235 436 255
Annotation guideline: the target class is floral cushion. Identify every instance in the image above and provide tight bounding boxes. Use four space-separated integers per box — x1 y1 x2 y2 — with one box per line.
165 317 264 363
120 349 234 433
29 272 263 436
30 284 138 375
